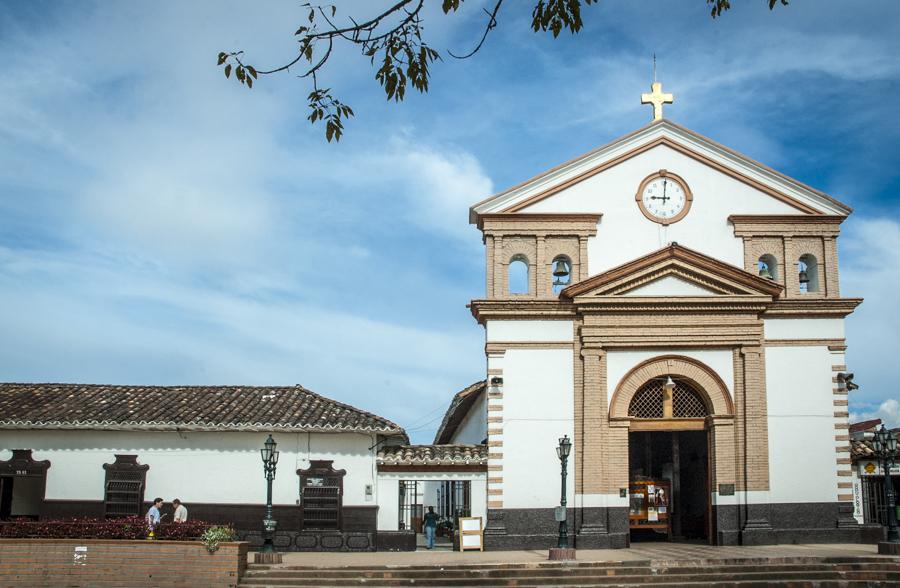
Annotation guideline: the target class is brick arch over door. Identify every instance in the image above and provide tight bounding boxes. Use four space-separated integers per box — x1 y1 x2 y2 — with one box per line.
610 355 734 419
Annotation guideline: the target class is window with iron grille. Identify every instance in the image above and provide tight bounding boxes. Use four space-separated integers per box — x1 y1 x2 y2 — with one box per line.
628 378 709 419
102 455 149 518
298 460 345 531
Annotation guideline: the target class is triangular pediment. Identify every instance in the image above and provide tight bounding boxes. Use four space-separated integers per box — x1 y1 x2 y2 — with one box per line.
623 275 722 297
470 119 850 222
562 243 783 299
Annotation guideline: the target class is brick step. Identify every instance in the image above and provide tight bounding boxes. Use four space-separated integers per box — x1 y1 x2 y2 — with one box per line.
245 556 894 573
237 570 900 587
241 562 900 580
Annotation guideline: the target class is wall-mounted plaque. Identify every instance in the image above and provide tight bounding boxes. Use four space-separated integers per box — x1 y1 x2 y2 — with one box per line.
719 483 735 496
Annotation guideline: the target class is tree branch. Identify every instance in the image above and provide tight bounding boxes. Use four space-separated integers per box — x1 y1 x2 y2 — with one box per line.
448 0 503 60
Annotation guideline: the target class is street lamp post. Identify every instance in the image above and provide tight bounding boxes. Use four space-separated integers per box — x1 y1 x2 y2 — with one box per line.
549 435 574 560
873 424 899 543
556 435 572 548
260 434 280 556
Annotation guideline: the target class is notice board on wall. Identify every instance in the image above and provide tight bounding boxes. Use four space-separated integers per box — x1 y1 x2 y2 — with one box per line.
458 516 483 551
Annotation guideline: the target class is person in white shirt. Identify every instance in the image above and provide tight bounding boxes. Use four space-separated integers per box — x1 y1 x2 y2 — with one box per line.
172 498 188 523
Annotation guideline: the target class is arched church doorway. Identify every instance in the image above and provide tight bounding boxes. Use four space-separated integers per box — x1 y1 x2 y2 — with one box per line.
611 356 735 545
627 378 710 542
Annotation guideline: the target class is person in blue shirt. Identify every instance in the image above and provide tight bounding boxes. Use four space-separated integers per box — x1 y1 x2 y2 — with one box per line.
145 497 164 534
423 506 439 549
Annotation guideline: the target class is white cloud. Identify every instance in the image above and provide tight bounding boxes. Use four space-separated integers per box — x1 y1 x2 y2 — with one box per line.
842 217 900 423
387 138 494 242
851 399 900 429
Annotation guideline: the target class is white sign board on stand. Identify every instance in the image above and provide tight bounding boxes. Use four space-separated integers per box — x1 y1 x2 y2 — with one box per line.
458 516 483 551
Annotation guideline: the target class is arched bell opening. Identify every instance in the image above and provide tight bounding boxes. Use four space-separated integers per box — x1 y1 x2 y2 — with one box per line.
798 254 820 293
551 255 572 294
507 255 529 295
757 254 778 281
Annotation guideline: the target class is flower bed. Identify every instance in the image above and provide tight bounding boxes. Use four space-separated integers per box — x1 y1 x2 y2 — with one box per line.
0 517 225 541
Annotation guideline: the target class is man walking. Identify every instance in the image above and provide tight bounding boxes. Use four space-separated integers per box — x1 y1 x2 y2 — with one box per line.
423 506 439 550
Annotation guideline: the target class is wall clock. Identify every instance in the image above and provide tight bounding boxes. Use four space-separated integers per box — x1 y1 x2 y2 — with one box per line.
635 170 693 225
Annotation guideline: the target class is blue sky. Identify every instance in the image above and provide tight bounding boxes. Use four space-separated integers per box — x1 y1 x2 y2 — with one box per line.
1 1 899 443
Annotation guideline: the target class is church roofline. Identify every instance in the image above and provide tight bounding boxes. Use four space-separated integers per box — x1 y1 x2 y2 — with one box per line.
561 242 784 299
433 380 486 445
469 119 851 223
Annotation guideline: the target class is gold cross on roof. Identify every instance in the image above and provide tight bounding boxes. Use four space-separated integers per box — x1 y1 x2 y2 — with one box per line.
641 82 674 121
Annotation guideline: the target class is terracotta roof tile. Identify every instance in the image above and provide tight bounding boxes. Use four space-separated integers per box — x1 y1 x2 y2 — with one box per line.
377 444 487 467
0 383 406 437
849 418 882 434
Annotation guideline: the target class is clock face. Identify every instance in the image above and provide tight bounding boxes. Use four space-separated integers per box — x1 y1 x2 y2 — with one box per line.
635 171 692 225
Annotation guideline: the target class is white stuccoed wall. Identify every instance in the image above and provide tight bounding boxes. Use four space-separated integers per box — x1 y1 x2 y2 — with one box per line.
521 144 798 273
765 345 837 503
0 430 378 506
764 318 845 340
486 320 574 342
606 349 735 405
502 348 574 509
451 391 487 445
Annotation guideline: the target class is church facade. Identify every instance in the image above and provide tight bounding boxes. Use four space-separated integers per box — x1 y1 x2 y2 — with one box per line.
465 108 880 548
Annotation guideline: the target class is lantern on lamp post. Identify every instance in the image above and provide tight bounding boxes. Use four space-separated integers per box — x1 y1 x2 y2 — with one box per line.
556 435 572 549
872 424 899 543
260 434 280 554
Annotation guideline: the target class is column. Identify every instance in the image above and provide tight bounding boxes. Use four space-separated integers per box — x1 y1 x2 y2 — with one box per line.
578 348 608 536
536 235 547 298
739 346 773 542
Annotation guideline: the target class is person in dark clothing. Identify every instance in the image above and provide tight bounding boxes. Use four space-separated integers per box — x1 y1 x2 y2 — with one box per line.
423 506 439 549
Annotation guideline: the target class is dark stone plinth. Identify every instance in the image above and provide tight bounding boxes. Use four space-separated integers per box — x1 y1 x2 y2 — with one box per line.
879 541 900 555
548 547 576 560
253 551 283 564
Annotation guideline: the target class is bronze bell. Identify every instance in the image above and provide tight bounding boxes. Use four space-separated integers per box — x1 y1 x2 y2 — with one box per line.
552 259 570 287
552 259 570 277
759 266 773 280
799 270 810 284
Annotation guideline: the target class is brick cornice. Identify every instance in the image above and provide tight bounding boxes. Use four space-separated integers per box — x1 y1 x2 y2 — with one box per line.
729 214 845 238
468 299 576 324
762 298 862 318
477 213 601 233
573 296 771 313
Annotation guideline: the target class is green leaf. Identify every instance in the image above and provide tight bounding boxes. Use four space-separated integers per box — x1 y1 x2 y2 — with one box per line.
247 66 258 79
246 76 253 89
224 64 232 78
217 52 227 65
442 0 462 13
